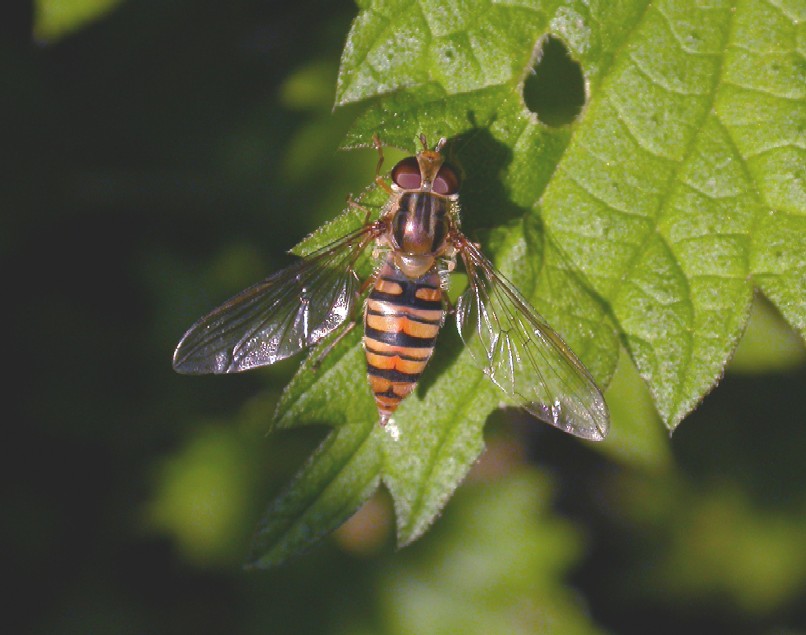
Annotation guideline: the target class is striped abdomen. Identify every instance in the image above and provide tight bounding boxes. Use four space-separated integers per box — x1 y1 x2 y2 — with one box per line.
364 258 444 424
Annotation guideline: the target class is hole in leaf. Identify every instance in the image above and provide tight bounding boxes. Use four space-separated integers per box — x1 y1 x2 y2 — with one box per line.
523 36 586 126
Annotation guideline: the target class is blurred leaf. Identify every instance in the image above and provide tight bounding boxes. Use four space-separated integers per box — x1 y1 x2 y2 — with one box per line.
34 0 123 43
280 60 341 112
617 476 806 616
146 426 260 566
276 59 396 229
729 296 806 374
249 0 805 564
601 349 671 470
374 469 607 635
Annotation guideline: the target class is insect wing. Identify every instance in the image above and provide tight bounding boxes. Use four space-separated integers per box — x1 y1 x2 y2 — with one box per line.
173 226 374 374
454 237 609 441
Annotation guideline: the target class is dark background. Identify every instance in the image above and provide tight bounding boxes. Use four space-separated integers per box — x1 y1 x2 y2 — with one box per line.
4 2 806 634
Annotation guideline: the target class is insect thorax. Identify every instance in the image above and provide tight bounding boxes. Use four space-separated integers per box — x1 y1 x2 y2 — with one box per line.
391 192 452 254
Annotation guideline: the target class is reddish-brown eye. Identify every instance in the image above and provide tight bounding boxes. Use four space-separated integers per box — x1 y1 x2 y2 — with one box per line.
391 157 422 189
433 164 460 195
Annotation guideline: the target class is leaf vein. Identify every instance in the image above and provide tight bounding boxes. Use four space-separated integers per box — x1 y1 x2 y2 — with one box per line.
606 94 675 161
653 3 723 57
628 51 711 97
763 0 801 23
719 78 804 102
561 167 653 220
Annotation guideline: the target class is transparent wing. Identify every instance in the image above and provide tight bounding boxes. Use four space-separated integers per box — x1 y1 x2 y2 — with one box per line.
453 235 609 440
173 226 377 374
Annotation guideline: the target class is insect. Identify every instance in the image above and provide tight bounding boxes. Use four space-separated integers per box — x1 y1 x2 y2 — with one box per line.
173 135 609 441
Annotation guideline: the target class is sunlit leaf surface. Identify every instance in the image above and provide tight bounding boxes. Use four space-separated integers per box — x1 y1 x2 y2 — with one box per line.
249 0 805 566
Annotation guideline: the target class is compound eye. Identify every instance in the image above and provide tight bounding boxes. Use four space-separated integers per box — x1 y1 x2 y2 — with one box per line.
433 164 460 195
391 157 421 189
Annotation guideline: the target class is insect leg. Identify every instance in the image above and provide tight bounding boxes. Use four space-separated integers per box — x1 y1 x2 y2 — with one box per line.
358 266 380 296
372 134 393 194
346 196 375 225
311 256 380 371
372 133 384 175
311 320 358 370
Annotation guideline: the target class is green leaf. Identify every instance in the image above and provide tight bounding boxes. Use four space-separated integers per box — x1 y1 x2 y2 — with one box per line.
542 0 805 425
335 0 557 106
250 0 805 564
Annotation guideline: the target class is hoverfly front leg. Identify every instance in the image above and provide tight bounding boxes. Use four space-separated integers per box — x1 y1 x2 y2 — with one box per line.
372 133 394 195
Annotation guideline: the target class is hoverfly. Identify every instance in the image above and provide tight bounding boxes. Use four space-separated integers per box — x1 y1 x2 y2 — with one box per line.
173 135 609 440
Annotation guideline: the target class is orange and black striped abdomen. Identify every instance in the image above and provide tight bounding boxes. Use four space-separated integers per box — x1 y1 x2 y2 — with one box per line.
364 259 444 424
